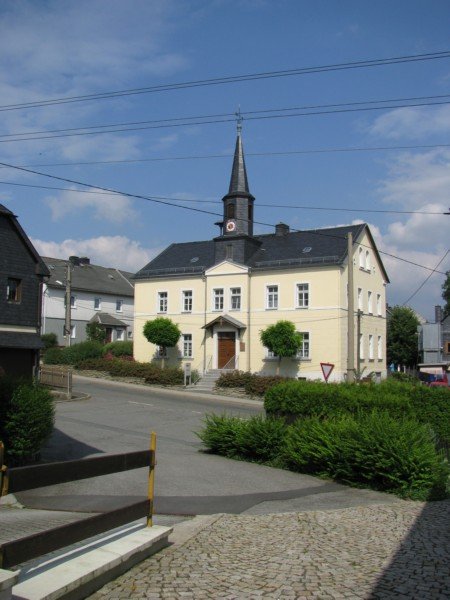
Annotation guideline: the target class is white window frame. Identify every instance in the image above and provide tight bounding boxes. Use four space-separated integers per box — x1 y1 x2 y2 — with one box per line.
377 293 382 316
94 297 101 311
265 348 278 360
359 247 364 269
212 288 224 311
182 290 193 313
158 291 168 313
116 328 125 341
70 325 76 339
230 287 241 311
377 335 383 360
266 284 279 310
358 288 363 311
116 299 123 313
365 250 371 271
369 334 374 359
296 331 310 359
296 283 309 309
157 346 167 358
182 333 193 358
368 291 373 314
359 333 364 360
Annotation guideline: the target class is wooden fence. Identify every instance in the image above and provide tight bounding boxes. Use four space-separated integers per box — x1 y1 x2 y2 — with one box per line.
40 365 72 397
0 434 156 569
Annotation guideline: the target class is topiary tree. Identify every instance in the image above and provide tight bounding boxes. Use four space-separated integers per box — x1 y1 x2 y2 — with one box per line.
260 320 302 375
86 322 106 344
143 318 181 368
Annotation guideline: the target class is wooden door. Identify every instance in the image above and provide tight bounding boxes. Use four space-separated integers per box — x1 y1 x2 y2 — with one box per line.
105 327 113 343
218 332 235 369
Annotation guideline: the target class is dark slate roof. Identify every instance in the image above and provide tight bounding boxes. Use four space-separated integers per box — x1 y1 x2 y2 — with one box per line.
0 331 44 349
228 133 251 196
42 257 134 296
89 312 128 327
0 203 50 278
135 223 389 281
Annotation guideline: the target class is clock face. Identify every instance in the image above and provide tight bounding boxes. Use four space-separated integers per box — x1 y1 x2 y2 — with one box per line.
226 219 236 233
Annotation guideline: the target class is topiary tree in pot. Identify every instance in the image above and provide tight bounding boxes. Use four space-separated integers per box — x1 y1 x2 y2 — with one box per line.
143 318 181 369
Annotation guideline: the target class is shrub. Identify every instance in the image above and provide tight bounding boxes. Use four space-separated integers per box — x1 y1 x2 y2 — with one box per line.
63 341 103 366
102 341 133 357
42 346 65 365
283 411 449 501
236 415 287 463
41 333 58 351
216 371 253 389
2 384 54 463
245 375 291 397
196 414 244 458
144 366 184 385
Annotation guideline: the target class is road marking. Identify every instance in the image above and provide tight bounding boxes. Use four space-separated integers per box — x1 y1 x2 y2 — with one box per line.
128 401 154 407
191 411 203 414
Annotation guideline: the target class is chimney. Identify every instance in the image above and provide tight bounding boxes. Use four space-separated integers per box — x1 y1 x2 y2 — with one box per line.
435 305 443 323
69 256 80 266
79 257 90 266
275 222 290 236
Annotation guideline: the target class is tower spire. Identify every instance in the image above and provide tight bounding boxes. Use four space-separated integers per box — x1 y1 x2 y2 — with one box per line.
229 109 250 195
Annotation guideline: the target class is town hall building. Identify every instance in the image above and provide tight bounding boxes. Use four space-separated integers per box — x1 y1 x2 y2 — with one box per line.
133 130 389 382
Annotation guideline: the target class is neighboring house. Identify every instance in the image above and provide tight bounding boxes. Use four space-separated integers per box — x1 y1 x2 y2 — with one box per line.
0 204 49 378
41 256 134 345
133 131 389 382
418 305 450 379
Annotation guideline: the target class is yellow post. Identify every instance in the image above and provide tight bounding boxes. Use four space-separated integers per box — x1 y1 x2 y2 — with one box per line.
147 431 156 527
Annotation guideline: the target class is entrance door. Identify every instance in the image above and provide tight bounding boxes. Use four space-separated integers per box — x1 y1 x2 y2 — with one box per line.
218 332 235 369
105 327 113 343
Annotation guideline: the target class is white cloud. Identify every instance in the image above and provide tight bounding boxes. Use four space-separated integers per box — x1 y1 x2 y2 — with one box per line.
368 105 450 140
32 235 161 272
45 188 137 223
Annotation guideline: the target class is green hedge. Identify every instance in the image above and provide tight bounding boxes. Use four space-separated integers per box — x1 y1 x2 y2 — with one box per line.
0 382 54 463
264 379 450 446
42 341 103 367
102 341 133 357
196 410 449 501
77 357 185 385
216 371 290 396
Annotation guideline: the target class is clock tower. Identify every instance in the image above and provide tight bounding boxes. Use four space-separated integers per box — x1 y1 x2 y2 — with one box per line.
214 122 261 265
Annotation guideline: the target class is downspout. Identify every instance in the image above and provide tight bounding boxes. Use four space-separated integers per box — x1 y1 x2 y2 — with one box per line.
247 269 251 372
203 272 207 373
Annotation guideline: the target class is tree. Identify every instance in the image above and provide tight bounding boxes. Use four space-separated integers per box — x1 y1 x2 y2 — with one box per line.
260 320 302 375
442 271 450 316
143 318 181 368
387 306 419 368
86 322 106 344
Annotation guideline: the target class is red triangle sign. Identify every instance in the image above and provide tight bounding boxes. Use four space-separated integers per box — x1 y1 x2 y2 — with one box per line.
320 362 334 382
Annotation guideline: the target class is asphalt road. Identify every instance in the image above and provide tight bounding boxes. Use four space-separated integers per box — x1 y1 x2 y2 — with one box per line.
16 376 402 515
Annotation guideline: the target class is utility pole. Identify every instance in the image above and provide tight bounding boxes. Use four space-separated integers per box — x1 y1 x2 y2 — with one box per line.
347 233 355 382
64 262 72 347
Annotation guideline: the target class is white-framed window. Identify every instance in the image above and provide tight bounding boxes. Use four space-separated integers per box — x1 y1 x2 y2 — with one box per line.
369 334 374 359
359 333 364 359
94 297 101 311
266 285 278 309
6 278 22 303
158 291 168 313
116 328 125 341
296 332 310 359
157 346 167 358
296 283 309 308
266 348 278 359
64 324 76 339
377 294 382 316
378 335 383 360
182 290 193 312
368 291 373 314
213 288 224 311
230 287 241 310
359 247 364 268
116 299 123 313
358 288 363 311
365 250 370 271
182 334 193 358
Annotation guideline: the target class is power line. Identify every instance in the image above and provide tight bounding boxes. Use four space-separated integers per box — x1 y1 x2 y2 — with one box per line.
0 179 446 216
0 159 446 275
2 93 449 140
3 142 449 170
1 50 450 113
401 250 449 305
1 97 450 144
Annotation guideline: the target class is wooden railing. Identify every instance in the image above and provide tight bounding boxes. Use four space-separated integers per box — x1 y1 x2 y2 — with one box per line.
0 434 157 569
40 365 72 397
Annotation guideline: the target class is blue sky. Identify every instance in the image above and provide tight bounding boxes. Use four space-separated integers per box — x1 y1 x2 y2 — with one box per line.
0 0 449 320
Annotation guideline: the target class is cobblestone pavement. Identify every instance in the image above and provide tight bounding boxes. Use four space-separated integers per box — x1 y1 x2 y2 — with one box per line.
89 500 450 599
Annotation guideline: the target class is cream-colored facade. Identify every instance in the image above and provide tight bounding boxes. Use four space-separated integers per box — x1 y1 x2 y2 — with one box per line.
134 227 388 382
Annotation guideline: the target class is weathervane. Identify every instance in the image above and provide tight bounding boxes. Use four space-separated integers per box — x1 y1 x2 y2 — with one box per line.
235 106 243 135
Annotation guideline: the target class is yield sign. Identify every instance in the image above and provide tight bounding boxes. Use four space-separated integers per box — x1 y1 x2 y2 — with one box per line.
320 362 334 382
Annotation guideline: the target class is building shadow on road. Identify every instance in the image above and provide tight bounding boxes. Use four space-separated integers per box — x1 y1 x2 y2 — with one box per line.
40 428 102 462
368 500 450 599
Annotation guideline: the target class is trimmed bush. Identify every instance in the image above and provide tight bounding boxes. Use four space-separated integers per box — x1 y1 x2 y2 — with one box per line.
41 333 58 351
77 357 185 385
236 415 287 463
2 384 54 463
283 411 449 501
102 341 133 357
43 341 103 366
42 346 65 365
196 414 244 458
245 375 291 397
216 371 253 389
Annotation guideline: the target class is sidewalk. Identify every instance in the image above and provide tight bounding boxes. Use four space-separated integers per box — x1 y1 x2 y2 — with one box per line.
87 500 450 599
